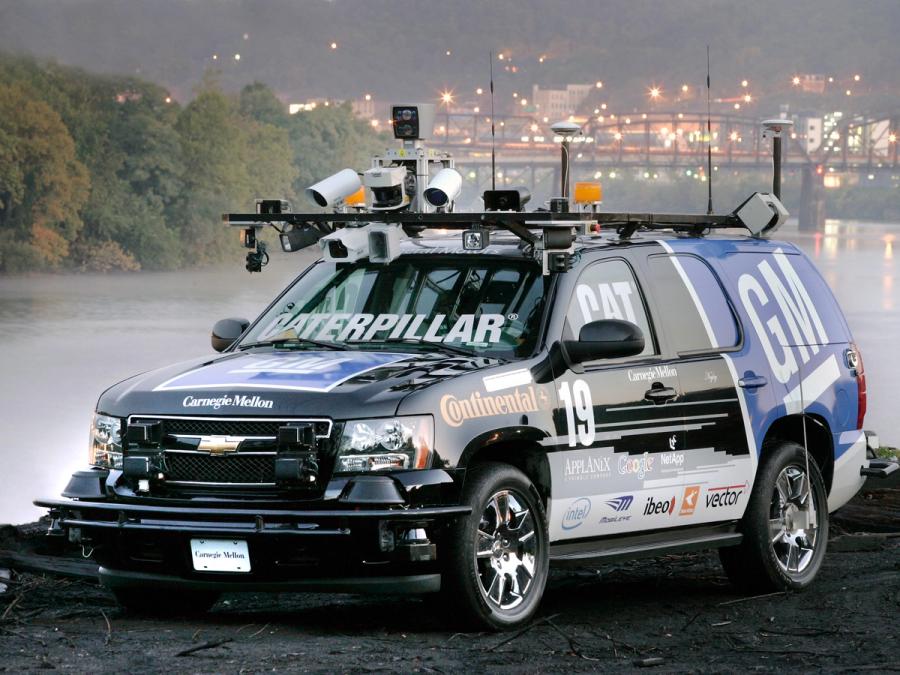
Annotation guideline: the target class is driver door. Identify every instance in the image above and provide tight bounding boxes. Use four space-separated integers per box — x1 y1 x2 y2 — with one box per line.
548 256 691 542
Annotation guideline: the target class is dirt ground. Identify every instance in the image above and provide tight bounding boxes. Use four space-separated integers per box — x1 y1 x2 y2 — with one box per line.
1 488 898 674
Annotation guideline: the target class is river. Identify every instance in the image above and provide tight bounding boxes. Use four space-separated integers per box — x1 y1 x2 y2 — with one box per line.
0 222 896 524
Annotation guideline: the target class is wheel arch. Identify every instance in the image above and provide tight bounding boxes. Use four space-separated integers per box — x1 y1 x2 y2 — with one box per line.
458 427 552 507
761 413 834 493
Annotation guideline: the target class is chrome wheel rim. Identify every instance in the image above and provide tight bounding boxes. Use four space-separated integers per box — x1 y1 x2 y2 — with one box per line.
474 489 537 611
769 465 819 575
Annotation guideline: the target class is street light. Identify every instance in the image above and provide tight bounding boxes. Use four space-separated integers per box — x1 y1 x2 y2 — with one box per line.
440 91 454 105
649 86 661 100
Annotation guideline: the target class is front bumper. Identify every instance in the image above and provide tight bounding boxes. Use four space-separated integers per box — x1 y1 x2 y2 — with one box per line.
35 470 471 594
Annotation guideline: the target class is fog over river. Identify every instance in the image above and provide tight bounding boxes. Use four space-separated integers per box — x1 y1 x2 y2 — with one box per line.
1 222 897 524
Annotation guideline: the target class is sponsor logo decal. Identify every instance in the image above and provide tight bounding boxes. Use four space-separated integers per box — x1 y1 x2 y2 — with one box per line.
660 451 684 467
605 495 634 512
600 494 634 523
154 352 411 393
182 395 274 410
626 365 678 383
259 312 507 345
643 495 677 516
705 483 747 508
704 371 719 385
563 454 611 481
618 452 654 479
668 434 678 450
679 485 701 516
562 497 592 530
439 385 550 427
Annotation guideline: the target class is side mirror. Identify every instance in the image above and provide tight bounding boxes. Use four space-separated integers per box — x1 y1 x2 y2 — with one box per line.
563 319 645 363
211 317 250 352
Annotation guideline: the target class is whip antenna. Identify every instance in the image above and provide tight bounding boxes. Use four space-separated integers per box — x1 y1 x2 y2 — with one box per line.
490 51 496 191
706 45 714 215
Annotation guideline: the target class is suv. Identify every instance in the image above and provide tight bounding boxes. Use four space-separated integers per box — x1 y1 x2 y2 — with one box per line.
38 211 882 630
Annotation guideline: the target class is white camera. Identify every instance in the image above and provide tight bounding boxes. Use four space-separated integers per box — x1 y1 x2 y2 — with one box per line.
306 169 361 208
363 167 409 210
424 168 462 209
319 227 370 263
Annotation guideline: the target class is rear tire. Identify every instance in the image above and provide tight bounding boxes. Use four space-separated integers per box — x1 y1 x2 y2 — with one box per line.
441 462 549 631
111 587 220 616
720 441 829 593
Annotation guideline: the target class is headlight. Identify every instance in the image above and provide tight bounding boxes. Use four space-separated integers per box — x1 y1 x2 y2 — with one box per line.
89 413 123 469
336 416 433 473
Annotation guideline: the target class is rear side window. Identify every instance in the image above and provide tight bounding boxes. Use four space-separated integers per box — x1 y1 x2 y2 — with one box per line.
565 258 655 357
647 254 740 353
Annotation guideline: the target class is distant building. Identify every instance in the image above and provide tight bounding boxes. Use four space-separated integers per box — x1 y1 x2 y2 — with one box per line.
797 74 827 94
531 84 592 119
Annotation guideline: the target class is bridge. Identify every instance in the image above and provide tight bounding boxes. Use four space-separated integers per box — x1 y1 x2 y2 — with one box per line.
432 109 898 228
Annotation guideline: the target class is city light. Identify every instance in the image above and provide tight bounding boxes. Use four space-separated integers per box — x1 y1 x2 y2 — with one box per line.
792 76 800 86
729 131 739 141
613 132 622 141
364 93 371 101
164 96 172 104
734 103 741 110
890 133 897 143
520 98 528 106
473 106 479 113
445 50 451 56
743 94 752 103
741 79 749 88
854 74 861 82
440 91 454 105
330 42 337 49
681 84 689 93
370 119 379 127
846 89 852 96
497 53 505 60
212 54 218 60
596 81 603 89
234 53 241 61
476 87 483 95
600 103 607 110
649 86 661 100
539 55 546 63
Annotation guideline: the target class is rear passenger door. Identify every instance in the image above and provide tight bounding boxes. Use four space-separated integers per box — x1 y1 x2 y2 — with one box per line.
643 249 756 525
548 256 689 542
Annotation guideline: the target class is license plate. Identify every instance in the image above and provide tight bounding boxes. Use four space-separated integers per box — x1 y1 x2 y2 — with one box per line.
190 538 251 573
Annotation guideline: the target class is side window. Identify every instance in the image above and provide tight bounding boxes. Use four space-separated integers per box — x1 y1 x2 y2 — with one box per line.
565 259 655 358
647 254 740 353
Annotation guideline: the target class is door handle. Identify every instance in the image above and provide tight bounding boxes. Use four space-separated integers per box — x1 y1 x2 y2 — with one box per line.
738 374 768 389
645 385 678 403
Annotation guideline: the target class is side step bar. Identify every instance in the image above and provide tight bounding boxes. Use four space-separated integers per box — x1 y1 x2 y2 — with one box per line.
861 459 899 479
550 524 742 565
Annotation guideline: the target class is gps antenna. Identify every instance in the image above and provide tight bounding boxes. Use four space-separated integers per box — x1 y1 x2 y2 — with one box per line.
490 51 496 191
706 45 714 215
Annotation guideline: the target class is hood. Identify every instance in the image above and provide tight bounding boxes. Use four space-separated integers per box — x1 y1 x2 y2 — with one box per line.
97 349 504 419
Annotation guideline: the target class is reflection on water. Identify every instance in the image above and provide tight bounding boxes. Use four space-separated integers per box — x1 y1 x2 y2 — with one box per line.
0 226 897 524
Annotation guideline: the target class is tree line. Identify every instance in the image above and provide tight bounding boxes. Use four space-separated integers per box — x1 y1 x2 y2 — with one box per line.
0 54 384 272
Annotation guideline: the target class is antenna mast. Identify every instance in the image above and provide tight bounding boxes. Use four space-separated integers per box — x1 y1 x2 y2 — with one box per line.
490 51 496 191
706 45 714 215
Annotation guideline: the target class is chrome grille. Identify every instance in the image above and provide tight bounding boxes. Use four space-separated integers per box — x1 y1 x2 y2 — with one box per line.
130 416 331 439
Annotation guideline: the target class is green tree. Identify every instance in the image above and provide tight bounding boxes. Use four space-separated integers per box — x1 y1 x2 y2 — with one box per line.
0 82 90 271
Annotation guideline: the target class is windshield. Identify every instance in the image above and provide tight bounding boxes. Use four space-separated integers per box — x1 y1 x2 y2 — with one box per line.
241 256 548 359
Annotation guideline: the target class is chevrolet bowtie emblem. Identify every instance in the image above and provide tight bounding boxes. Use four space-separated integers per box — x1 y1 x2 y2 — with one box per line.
197 435 242 455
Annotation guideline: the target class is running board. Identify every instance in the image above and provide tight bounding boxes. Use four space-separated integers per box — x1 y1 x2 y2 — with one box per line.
550 525 742 565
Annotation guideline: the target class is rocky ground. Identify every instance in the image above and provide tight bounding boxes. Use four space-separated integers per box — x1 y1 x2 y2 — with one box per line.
1 487 898 674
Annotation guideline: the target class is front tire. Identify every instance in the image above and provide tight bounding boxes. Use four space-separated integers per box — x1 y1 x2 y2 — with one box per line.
720 441 829 593
441 462 549 631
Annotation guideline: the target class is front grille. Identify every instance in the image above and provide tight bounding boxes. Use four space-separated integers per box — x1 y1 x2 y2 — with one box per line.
164 452 275 484
127 415 332 488
130 417 331 439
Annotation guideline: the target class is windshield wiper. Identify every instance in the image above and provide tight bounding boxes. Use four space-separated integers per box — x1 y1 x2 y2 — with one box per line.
346 337 477 357
238 337 345 351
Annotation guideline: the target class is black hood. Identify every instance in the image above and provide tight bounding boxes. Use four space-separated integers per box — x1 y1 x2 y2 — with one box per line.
97 348 503 419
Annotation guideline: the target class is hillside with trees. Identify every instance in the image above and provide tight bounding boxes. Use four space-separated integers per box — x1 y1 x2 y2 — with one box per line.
0 55 384 272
